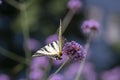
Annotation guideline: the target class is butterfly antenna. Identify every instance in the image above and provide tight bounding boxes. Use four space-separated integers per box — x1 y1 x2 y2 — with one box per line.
59 19 62 56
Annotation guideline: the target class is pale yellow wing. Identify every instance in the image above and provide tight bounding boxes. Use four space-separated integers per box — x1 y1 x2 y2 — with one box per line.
32 20 63 60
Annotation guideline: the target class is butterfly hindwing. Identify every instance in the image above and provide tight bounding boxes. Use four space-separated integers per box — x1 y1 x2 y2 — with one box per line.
32 40 60 59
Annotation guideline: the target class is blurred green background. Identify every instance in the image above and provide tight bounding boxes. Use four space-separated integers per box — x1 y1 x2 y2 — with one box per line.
0 0 120 80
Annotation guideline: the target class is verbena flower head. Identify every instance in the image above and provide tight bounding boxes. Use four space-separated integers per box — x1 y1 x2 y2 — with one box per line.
45 34 58 44
29 69 44 80
64 62 96 80
83 63 97 80
64 62 80 80
67 0 82 12
0 74 10 80
30 56 49 70
26 38 41 51
101 67 120 80
81 19 100 34
63 41 85 61
49 74 63 80
0 0 2 4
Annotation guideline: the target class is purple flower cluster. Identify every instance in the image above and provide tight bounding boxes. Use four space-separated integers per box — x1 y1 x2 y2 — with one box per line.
25 38 41 51
63 41 85 61
83 63 97 80
0 74 10 80
0 0 2 4
30 57 49 70
64 62 80 80
67 0 82 12
29 56 49 80
81 19 100 34
64 62 96 80
49 74 64 80
101 67 120 80
29 69 44 80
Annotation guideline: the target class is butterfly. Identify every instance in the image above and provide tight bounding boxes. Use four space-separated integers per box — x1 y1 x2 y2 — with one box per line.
32 20 63 60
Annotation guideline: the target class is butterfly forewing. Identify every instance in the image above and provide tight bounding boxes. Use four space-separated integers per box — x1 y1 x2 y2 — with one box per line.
32 19 63 60
32 40 60 59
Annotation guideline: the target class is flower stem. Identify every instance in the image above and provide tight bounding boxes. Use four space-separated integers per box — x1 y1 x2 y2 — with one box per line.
75 31 94 80
56 10 75 35
0 47 26 64
48 57 69 80
54 59 68 74
21 3 31 80
6 0 21 10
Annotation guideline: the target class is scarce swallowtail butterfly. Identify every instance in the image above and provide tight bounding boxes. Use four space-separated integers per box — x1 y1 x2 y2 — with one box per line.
32 20 63 60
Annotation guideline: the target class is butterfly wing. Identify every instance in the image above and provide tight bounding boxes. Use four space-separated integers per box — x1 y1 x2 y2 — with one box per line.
32 40 61 60
32 19 64 60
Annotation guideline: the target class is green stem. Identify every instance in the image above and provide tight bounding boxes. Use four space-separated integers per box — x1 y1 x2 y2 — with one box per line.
6 0 21 10
0 47 26 64
21 3 31 80
48 57 69 80
54 59 67 74
12 64 25 74
56 10 76 35
75 31 94 80
43 59 52 80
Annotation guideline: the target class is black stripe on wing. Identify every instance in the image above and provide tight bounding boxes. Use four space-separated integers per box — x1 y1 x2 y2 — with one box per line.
32 40 59 57
51 41 59 51
42 47 50 53
50 42 56 50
